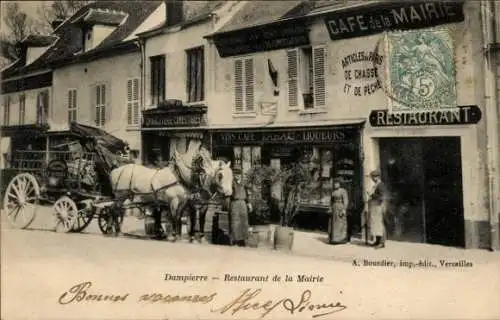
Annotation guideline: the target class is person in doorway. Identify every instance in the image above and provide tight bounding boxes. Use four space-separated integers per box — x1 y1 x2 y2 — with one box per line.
366 170 388 249
329 177 349 244
229 168 251 247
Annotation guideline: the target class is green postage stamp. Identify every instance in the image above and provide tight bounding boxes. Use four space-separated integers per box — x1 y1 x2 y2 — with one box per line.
387 28 457 111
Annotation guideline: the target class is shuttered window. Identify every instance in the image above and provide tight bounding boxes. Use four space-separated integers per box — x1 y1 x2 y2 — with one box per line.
127 78 140 126
94 84 106 127
234 57 254 113
186 47 204 102
3 96 10 125
150 55 165 106
287 46 327 110
287 49 299 109
19 94 25 125
68 89 77 123
313 46 326 108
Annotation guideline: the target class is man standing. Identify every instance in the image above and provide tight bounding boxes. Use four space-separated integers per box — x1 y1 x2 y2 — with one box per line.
367 170 388 249
230 168 251 247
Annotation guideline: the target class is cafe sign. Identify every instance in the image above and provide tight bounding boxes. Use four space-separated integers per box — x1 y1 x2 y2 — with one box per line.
369 106 482 127
324 1 464 41
213 128 359 145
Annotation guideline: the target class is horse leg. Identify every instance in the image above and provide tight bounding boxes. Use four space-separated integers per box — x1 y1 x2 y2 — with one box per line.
198 205 208 244
169 197 180 242
153 206 165 240
188 203 196 243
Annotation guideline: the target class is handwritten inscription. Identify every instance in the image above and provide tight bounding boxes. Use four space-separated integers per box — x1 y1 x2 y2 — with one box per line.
58 282 347 318
58 281 129 305
342 51 384 96
211 288 346 318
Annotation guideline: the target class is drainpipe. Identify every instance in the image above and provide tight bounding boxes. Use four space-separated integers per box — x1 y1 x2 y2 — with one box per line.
481 0 499 251
138 37 146 164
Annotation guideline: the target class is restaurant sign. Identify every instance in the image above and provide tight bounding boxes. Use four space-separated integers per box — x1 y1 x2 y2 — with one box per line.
213 21 310 58
369 106 482 127
324 1 464 41
213 128 358 145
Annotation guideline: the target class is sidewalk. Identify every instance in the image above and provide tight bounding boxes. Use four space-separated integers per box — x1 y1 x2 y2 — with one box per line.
3 204 500 266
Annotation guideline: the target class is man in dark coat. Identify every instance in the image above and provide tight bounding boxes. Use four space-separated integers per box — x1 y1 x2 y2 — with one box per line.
229 168 251 246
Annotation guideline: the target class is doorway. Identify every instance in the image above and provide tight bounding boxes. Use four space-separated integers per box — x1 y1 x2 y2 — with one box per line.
379 137 464 248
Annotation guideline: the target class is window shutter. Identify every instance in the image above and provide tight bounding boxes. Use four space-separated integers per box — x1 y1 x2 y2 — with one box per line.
287 49 299 108
133 78 139 125
100 85 106 127
313 46 326 108
68 91 72 123
73 90 77 122
95 85 100 126
244 58 254 111
234 59 243 113
127 79 133 125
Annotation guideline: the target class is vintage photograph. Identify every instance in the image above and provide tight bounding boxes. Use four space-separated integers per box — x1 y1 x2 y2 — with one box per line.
1 1 499 319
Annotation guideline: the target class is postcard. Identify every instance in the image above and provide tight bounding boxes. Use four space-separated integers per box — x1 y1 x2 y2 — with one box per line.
1 1 499 319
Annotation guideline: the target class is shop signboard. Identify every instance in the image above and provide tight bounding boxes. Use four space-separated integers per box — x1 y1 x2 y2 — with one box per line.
212 127 359 145
213 21 310 58
368 105 482 127
323 1 464 41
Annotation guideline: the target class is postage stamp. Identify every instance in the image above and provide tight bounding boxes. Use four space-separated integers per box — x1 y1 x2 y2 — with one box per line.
386 28 457 111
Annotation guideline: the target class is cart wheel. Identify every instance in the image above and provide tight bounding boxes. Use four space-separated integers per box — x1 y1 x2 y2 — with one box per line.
53 196 78 233
3 173 40 229
71 208 94 233
98 207 124 235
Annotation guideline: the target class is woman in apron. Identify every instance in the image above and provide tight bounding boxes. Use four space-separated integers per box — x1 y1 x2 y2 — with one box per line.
329 177 349 244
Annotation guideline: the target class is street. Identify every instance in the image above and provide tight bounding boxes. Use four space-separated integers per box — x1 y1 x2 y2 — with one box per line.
2 205 500 320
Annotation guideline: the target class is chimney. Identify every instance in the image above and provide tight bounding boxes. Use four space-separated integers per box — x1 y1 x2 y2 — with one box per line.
51 18 64 30
165 0 184 27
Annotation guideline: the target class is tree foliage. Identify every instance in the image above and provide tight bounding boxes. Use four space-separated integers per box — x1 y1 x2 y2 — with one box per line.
36 1 93 33
1 2 35 61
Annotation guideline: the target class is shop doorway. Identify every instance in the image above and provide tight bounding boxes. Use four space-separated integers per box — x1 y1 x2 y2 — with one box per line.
379 137 464 248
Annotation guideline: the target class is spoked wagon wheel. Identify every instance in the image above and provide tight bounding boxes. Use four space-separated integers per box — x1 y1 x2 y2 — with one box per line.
98 206 124 235
71 200 94 233
53 196 78 233
3 173 40 229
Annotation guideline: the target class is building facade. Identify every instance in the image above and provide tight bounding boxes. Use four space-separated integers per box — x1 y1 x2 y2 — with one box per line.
208 0 499 249
137 1 244 166
1 35 57 169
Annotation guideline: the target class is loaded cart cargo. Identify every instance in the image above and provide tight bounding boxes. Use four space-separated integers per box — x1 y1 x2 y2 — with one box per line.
2 122 132 233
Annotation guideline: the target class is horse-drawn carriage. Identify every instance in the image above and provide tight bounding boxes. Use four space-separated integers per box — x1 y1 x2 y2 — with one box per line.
2 122 133 233
2 123 234 242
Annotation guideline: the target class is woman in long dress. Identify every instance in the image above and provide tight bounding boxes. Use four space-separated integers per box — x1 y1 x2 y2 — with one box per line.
329 177 349 244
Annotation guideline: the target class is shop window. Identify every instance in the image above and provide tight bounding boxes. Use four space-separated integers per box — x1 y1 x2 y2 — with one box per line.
233 146 260 173
287 46 326 110
36 90 49 125
186 47 204 103
234 57 255 114
19 94 25 125
3 96 10 125
68 89 77 123
127 78 140 126
94 83 106 127
150 55 166 106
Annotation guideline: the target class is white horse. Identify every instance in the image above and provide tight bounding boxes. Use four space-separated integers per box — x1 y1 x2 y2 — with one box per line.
108 146 233 240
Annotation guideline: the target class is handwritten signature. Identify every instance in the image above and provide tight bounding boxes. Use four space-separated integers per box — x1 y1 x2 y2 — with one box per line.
59 282 347 318
211 288 347 318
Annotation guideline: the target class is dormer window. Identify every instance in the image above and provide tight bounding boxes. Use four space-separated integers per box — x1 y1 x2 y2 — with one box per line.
73 8 127 52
